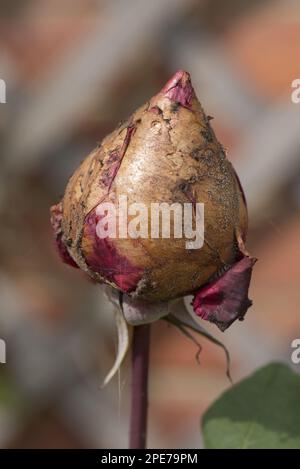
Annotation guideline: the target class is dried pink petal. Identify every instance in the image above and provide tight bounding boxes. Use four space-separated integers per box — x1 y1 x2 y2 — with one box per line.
193 256 257 331
83 208 143 292
161 69 195 108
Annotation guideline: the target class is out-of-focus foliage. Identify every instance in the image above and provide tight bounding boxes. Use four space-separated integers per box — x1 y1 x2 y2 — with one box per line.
203 363 300 449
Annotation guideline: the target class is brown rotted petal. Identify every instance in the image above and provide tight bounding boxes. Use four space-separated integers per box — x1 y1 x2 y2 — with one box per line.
53 70 254 304
50 203 78 268
193 256 257 331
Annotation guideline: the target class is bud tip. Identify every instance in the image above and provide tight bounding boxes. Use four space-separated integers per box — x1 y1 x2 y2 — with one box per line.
160 69 195 108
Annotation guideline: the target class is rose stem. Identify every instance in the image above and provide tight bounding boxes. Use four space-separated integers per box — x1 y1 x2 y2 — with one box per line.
129 323 151 449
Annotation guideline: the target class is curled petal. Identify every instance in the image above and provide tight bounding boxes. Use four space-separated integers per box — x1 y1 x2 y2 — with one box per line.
161 69 195 108
193 256 257 331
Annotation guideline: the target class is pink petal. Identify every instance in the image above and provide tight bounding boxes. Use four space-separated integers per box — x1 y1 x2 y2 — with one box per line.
193 256 256 331
160 69 195 109
83 208 143 293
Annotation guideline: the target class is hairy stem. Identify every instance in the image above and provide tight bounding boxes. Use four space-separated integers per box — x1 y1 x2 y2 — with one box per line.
129 324 151 449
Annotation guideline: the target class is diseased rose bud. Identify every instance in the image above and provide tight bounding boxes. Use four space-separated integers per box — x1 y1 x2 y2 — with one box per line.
50 70 256 331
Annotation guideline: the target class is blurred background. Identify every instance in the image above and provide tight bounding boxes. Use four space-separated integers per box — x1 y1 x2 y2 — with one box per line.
0 0 300 449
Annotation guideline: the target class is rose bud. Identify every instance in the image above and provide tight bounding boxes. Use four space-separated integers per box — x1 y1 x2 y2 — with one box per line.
50 70 256 331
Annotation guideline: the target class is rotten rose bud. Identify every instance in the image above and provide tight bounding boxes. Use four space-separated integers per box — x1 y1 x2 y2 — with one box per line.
50 70 256 331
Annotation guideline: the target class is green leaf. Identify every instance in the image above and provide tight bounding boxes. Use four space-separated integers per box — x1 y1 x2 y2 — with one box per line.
203 362 300 449
0 371 21 409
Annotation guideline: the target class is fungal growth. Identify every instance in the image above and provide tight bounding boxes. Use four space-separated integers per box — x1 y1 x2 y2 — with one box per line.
51 70 256 331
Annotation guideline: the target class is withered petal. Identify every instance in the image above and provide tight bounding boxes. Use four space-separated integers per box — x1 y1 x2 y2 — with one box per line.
83 208 143 292
161 69 195 108
50 203 78 268
193 256 257 331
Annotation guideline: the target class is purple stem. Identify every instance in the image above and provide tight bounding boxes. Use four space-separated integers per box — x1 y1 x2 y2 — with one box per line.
129 324 151 449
